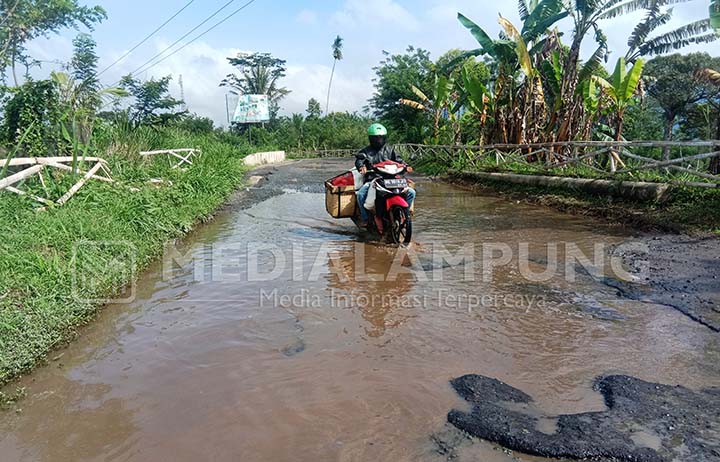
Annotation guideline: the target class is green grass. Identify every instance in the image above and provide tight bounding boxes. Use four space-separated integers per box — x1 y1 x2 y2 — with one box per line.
0 128 252 386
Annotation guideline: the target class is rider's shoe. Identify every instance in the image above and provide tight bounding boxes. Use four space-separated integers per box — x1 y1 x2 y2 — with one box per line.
374 216 384 234
358 220 368 228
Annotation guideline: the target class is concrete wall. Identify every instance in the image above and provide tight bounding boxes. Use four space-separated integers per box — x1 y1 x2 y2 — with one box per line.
451 171 672 202
244 151 286 167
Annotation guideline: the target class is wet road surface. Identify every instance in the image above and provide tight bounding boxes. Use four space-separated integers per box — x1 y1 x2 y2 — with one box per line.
1 158 718 462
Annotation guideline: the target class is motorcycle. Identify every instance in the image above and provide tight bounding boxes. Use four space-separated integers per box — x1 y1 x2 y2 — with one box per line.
351 160 413 245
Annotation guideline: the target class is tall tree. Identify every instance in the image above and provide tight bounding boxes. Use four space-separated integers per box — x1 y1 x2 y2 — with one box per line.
306 97 322 118
553 0 702 143
70 32 100 111
644 53 720 159
120 75 185 127
220 52 290 120
325 35 343 115
369 46 433 143
0 0 106 85
712 0 720 33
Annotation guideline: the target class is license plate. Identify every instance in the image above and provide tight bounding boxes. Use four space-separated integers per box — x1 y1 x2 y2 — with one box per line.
384 179 408 189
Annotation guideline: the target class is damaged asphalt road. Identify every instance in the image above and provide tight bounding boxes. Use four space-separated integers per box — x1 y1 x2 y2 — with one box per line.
611 234 720 332
448 374 720 462
238 159 720 461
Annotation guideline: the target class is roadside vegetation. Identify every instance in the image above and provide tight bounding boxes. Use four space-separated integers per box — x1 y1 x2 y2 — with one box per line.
0 2 249 386
0 0 719 385
358 0 720 233
367 1 719 154
0 2 378 385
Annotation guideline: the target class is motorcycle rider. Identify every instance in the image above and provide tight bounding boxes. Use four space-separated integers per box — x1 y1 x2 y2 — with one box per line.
355 123 416 227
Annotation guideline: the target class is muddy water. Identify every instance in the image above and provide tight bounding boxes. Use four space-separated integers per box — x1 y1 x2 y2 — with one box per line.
2 177 719 462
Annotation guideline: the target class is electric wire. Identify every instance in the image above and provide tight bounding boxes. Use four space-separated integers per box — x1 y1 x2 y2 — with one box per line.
97 0 197 77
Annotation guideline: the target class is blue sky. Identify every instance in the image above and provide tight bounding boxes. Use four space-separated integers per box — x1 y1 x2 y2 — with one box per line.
25 0 718 125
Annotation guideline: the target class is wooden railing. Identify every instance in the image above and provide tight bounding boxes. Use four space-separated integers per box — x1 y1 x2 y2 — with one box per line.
290 140 720 188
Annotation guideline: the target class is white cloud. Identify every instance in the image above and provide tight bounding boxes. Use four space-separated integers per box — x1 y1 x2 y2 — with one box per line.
25 36 73 72
426 3 462 24
331 0 420 31
283 65 373 115
101 41 371 124
15 0 718 129
115 40 245 126
296 9 318 25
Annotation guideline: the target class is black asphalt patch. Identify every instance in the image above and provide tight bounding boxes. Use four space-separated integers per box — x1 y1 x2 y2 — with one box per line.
448 374 720 462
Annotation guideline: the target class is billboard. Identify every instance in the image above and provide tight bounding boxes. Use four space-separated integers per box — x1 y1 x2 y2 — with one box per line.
232 94 270 124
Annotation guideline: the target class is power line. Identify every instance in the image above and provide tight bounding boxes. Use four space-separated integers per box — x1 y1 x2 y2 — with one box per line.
130 0 258 76
97 0 196 77
121 0 239 81
99 0 259 111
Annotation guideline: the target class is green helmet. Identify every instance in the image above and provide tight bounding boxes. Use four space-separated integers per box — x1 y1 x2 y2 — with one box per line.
368 123 388 137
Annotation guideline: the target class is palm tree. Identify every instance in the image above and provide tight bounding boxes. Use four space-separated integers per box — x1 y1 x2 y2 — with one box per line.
325 35 344 115
712 0 720 33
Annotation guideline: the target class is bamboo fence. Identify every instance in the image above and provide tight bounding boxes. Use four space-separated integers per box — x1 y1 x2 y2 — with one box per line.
291 140 720 188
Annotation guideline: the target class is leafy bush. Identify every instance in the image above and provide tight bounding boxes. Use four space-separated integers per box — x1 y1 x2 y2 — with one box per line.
1 79 63 156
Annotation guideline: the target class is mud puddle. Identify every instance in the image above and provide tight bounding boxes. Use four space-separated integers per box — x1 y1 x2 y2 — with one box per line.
1 159 718 462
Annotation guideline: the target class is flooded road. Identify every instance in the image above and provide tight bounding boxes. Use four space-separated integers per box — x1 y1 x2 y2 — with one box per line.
2 158 719 462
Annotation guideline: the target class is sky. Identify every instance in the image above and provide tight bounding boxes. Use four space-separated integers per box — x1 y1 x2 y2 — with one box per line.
23 0 719 126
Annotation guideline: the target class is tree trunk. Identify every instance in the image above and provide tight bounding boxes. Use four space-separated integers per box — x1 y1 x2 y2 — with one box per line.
555 36 583 143
609 117 625 173
325 59 337 115
662 115 674 161
11 55 18 86
710 117 720 175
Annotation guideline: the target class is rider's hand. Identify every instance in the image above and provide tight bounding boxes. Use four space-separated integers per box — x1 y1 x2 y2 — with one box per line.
406 166 414 173
360 166 368 174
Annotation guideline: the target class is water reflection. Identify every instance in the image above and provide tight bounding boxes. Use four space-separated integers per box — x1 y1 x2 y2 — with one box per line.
326 242 417 338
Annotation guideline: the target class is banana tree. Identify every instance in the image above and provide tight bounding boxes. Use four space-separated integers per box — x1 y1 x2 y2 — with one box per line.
498 15 550 145
399 74 457 143
593 57 645 172
625 1 717 62
554 0 702 143
458 64 494 145
578 77 602 142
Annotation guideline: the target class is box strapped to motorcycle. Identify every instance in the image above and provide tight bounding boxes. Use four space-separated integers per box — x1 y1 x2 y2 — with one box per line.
325 171 357 219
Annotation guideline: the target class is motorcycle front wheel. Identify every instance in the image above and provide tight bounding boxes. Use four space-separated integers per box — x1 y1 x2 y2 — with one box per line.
389 206 412 245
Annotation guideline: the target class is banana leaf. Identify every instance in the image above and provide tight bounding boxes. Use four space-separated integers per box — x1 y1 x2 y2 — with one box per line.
621 59 644 102
499 16 533 78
